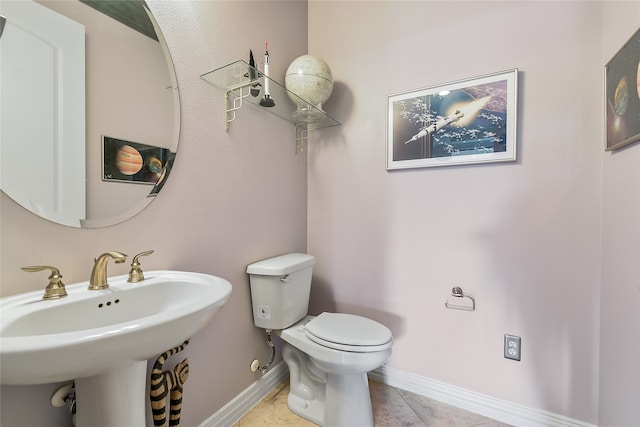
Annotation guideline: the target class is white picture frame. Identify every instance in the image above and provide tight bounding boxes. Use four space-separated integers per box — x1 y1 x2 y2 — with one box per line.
386 69 518 170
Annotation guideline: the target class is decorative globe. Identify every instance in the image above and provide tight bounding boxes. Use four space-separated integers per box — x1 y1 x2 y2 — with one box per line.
285 55 334 113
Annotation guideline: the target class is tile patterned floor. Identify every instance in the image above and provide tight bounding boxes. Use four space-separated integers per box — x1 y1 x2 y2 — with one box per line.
233 379 512 426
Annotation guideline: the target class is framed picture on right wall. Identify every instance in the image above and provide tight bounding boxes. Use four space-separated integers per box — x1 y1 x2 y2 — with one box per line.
605 28 640 151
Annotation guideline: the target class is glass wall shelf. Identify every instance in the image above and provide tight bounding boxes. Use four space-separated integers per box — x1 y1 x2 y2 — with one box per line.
201 60 340 152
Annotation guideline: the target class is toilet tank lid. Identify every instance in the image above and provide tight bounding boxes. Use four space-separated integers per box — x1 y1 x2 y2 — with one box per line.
246 253 315 276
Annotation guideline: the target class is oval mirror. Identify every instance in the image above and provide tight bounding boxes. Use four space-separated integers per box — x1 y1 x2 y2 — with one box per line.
0 0 179 228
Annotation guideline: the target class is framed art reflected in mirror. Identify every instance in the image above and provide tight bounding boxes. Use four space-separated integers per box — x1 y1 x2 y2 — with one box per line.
102 136 173 186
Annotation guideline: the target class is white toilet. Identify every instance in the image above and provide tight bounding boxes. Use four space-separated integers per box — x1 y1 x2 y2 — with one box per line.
246 253 392 427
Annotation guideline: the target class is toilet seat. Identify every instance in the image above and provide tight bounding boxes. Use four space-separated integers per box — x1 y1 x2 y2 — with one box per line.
304 312 392 353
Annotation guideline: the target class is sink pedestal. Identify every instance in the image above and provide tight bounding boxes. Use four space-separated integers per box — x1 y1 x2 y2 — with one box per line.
74 361 147 427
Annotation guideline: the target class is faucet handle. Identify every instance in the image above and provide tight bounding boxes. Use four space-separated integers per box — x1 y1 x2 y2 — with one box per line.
22 266 68 300
128 250 154 283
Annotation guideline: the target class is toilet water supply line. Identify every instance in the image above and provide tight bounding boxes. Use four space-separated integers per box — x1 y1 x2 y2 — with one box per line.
251 329 276 373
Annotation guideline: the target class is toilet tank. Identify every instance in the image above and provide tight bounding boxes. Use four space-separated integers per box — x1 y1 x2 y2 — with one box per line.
246 253 315 330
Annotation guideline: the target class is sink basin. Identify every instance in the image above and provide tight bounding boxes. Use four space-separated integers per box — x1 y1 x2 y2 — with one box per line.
0 270 232 427
1 270 232 385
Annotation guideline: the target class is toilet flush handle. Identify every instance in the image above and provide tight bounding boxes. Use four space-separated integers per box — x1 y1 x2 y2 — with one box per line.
280 274 290 282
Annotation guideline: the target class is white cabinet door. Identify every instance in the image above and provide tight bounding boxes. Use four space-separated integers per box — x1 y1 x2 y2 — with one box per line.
1 0 85 227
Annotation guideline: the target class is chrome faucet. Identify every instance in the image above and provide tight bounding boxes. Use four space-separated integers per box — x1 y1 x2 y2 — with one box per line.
89 251 128 290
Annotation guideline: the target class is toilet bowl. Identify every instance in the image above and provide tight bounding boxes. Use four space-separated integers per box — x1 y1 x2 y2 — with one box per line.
277 313 392 426
246 253 393 427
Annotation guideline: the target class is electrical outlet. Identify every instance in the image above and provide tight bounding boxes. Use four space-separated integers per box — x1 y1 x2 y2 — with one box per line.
504 335 521 361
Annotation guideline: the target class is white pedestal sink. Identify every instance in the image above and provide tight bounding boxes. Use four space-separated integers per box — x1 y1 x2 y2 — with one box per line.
0 270 232 427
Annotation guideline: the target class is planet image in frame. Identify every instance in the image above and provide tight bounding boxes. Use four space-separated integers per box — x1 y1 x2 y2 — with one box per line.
147 156 163 174
116 145 143 176
613 76 628 116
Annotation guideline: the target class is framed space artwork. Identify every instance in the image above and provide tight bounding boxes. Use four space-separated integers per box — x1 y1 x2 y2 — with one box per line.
605 28 640 151
386 69 518 170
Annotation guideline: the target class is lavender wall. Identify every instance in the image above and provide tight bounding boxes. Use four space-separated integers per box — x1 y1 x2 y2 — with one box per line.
0 1 308 426
600 2 640 426
1 1 637 426
308 1 605 424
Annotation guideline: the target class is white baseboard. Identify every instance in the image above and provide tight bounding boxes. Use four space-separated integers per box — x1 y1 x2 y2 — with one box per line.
369 365 597 427
199 362 289 427
199 362 595 427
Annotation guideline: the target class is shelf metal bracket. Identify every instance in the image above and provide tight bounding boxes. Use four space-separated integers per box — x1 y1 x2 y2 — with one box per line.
225 79 260 132
295 124 308 154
